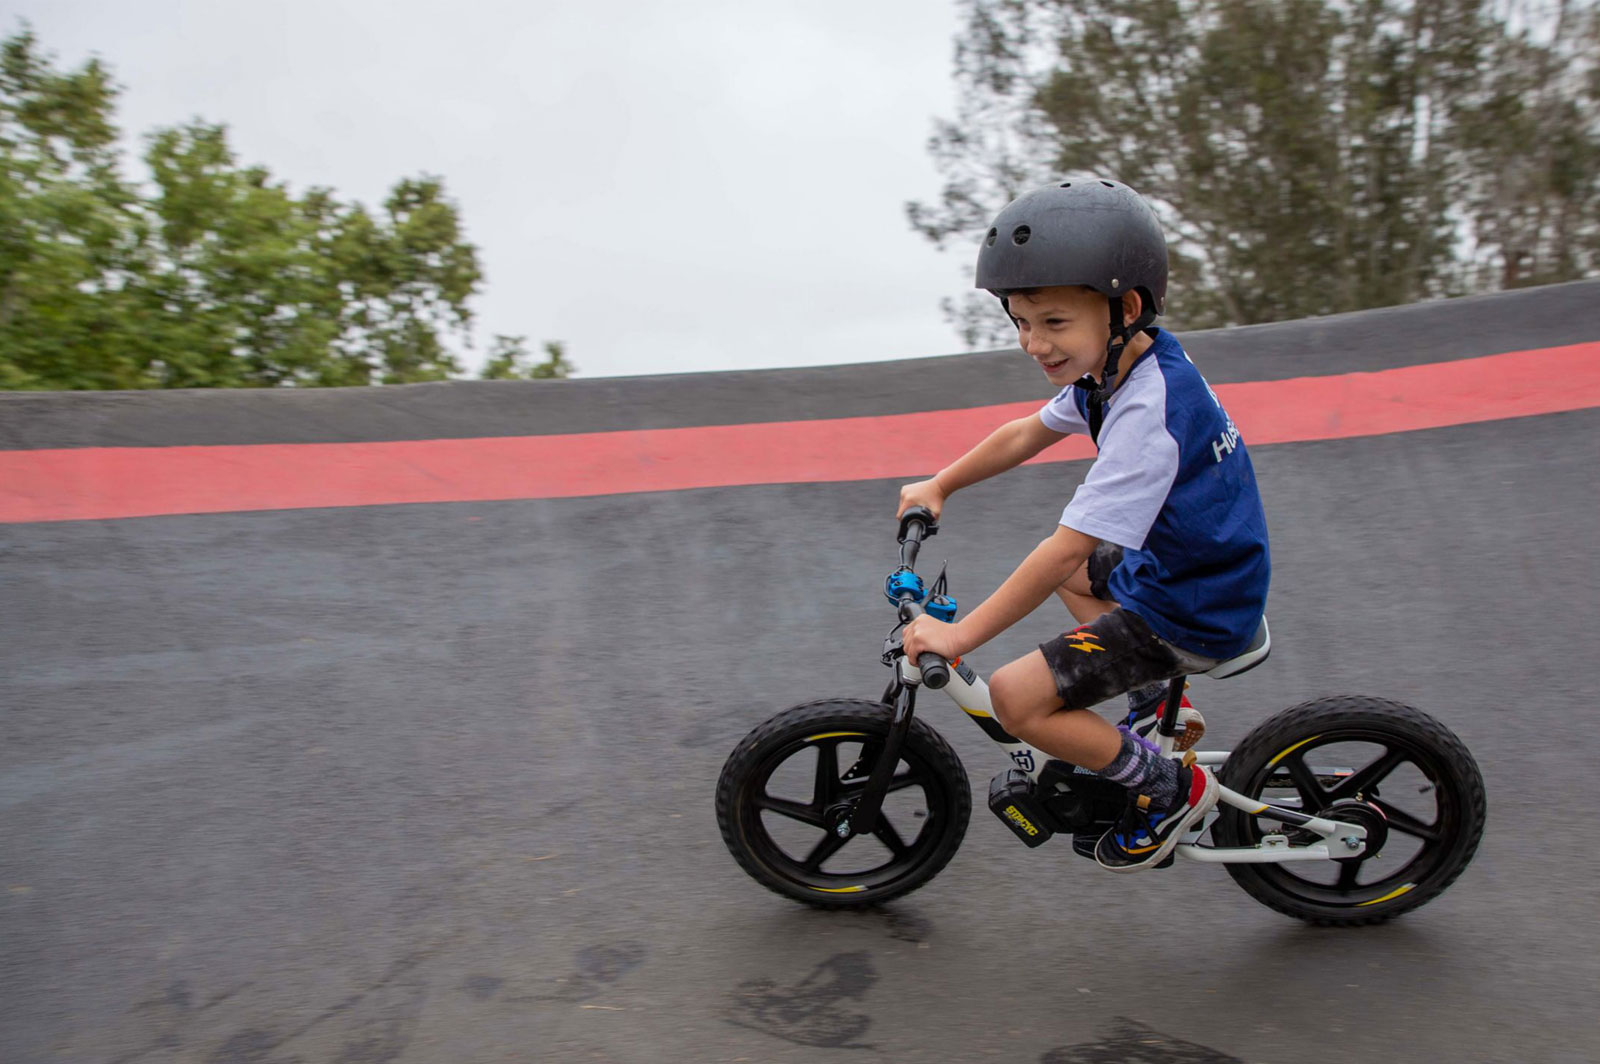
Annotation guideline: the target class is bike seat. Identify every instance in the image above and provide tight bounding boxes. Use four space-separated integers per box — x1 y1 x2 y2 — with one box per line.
1205 617 1270 679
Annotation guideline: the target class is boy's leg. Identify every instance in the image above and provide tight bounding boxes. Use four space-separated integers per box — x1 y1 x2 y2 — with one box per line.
1056 541 1208 750
989 606 1184 769
988 651 1122 769
989 607 1219 872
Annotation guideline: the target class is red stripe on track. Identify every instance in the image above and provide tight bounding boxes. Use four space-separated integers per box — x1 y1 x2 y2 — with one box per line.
3 343 1598 524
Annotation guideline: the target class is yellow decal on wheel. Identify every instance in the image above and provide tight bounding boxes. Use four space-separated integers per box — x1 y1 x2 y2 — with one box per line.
1356 883 1415 906
1267 735 1322 768
810 884 867 893
804 731 868 741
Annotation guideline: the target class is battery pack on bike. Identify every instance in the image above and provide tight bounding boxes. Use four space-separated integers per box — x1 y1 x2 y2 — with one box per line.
987 769 1055 848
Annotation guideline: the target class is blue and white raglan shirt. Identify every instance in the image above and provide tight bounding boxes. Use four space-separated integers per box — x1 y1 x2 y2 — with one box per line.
1038 329 1270 660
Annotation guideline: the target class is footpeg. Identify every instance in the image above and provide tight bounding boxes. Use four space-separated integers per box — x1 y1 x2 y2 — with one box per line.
987 769 1054 848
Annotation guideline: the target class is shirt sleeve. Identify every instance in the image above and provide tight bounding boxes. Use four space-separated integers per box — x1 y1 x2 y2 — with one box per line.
1038 387 1089 434
1058 376 1180 549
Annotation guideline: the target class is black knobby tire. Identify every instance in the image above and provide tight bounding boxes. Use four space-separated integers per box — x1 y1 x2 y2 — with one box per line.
716 699 971 908
1214 696 1486 926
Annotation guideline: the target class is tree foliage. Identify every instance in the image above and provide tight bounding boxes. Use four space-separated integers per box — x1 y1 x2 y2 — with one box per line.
911 0 1600 346
480 337 575 380
1 28 567 389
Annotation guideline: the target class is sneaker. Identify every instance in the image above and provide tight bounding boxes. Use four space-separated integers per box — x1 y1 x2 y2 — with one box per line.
1094 763 1219 873
1125 691 1206 752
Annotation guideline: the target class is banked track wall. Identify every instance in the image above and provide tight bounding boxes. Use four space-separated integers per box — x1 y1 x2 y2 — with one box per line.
2 281 1599 522
3 280 1599 1064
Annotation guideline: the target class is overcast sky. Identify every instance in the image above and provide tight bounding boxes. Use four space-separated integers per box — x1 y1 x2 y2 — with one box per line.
9 0 987 378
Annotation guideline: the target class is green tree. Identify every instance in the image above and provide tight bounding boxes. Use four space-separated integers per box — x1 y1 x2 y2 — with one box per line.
911 0 1600 346
137 121 481 386
0 28 147 388
480 336 576 380
1 28 559 389
1452 1 1600 289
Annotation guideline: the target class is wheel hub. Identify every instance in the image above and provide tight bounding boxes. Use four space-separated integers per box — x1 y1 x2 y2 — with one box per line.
1325 799 1388 860
823 802 858 838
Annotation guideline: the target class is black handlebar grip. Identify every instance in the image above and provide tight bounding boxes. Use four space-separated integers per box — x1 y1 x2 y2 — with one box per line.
898 506 938 544
917 652 950 689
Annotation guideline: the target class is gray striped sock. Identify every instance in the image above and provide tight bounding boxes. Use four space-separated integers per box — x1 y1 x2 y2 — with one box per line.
1097 730 1180 808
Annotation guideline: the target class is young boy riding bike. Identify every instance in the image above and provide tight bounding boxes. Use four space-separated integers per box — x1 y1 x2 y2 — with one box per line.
898 179 1271 873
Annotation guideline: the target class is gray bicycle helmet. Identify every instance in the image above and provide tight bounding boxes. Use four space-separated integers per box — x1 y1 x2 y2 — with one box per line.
975 179 1167 312
975 179 1169 437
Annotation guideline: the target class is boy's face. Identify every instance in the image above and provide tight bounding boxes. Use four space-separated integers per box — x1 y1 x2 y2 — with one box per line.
1007 285 1111 387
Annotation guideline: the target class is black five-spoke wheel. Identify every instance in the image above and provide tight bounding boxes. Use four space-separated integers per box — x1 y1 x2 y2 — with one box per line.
1215 696 1486 925
717 699 971 908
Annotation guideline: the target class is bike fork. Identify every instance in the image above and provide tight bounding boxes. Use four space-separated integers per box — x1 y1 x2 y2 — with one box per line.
840 681 917 838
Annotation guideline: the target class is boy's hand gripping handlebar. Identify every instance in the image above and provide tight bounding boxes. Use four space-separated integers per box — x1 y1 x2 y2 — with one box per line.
893 506 951 690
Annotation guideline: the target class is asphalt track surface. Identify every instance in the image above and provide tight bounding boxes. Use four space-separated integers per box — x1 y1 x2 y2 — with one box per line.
4 282 1600 1063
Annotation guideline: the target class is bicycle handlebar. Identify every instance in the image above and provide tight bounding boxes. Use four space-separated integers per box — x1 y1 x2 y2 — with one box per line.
894 507 950 689
897 505 937 570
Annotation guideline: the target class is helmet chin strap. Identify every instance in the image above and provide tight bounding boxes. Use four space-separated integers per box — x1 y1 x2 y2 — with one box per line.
1074 296 1154 444
998 291 1152 444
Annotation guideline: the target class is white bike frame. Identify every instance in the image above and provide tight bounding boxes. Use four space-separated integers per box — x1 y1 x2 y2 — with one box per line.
897 656 1371 865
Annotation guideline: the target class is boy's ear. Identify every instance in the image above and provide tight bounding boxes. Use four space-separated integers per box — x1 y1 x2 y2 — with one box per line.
1120 289 1144 323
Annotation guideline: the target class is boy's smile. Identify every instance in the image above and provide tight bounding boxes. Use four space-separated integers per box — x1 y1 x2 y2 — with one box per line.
1008 286 1111 386
1008 285 1153 390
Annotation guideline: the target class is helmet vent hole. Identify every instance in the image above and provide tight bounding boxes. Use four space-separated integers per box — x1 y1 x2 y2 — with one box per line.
1060 182 1072 188
1012 225 1031 245
985 227 997 247
1101 180 1115 188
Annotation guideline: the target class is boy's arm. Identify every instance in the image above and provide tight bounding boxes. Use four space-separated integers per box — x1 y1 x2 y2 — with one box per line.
902 523 1098 663
898 413 1067 518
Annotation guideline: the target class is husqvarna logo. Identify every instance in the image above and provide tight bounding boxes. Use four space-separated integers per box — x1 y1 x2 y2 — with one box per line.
1212 416 1242 463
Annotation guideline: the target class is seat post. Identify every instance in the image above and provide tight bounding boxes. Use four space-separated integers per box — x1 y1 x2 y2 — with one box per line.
1157 675 1187 739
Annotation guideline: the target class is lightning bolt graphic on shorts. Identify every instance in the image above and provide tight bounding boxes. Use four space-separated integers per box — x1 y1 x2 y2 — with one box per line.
1067 628 1105 654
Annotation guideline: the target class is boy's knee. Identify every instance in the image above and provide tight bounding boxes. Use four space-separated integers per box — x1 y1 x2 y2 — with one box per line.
989 659 1058 738
989 666 1024 735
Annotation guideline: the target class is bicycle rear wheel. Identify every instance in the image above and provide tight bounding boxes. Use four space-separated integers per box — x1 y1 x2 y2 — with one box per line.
1214 696 1486 926
716 699 970 908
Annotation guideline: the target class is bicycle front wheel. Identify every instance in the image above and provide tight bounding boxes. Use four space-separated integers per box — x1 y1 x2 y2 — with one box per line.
716 699 970 908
